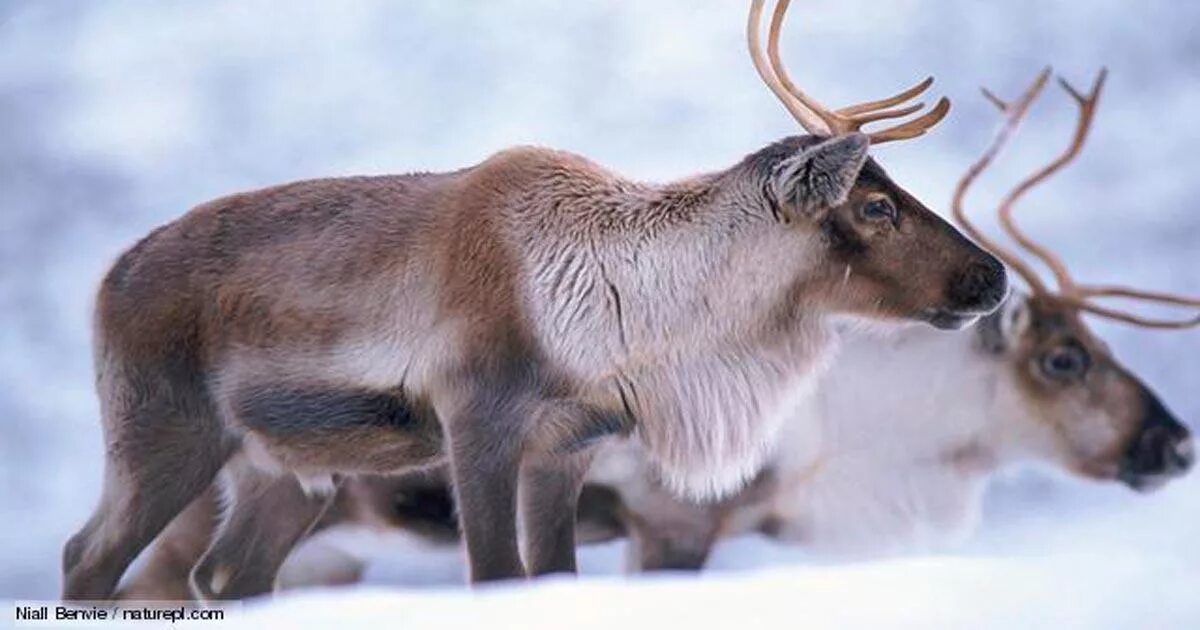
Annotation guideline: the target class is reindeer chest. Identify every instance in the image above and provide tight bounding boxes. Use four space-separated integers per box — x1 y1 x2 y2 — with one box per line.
613 334 832 501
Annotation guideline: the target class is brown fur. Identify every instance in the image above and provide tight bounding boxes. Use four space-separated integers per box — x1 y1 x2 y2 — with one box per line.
116 470 457 601
114 490 219 601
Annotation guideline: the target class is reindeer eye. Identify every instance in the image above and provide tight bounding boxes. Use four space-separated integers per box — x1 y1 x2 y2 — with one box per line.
1040 344 1090 381
860 198 896 222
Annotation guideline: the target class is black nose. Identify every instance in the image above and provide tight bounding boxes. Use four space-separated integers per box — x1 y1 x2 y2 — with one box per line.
947 258 1008 314
1119 392 1193 489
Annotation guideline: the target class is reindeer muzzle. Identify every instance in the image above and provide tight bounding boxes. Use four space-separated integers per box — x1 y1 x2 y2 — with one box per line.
1118 392 1194 492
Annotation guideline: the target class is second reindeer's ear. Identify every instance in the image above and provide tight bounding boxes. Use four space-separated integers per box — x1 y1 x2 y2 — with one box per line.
772 133 869 214
979 292 1031 354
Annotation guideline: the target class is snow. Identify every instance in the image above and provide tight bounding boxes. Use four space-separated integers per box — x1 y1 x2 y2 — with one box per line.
1 1 1197 626
210 551 1197 630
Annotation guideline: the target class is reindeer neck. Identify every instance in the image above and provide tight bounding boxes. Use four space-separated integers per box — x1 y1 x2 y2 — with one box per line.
810 323 1012 469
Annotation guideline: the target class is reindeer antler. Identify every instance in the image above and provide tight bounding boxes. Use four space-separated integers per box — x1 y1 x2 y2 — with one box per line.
747 0 827 134
956 68 1200 329
747 0 951 143
994 70 1106 293
951 68 1053 295
1058 295 1200 330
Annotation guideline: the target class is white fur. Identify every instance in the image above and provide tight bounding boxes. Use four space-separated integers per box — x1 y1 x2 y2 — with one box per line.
734 297 1044 554
515 168 842 500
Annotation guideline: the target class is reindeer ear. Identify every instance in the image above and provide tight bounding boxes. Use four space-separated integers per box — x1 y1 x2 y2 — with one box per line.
979 292 1030 354
1002 293 1032 340
772 133 869 214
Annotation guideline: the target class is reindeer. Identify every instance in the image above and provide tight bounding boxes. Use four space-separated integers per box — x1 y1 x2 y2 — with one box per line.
64 0 1007 599
137 66 1199 590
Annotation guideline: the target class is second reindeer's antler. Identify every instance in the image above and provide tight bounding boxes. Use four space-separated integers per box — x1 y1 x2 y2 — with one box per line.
954 68 1200 329
746 0 950 143
952 67 1053 295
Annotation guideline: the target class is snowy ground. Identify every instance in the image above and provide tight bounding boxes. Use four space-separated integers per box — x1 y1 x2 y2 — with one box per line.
208 552 1197 630
192 468 1200 629
1 1 1197 626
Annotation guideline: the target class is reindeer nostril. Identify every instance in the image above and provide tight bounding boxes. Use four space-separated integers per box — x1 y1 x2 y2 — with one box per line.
949 260 1007 312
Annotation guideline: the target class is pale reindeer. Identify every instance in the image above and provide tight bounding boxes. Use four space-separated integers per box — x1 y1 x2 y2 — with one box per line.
118 66 1199 594
65 0 1007 599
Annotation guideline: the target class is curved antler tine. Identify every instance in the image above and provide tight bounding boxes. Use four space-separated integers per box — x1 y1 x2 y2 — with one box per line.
997 68 1106 293
763 0 950 142
847 102 924 125
764 0 839 134
1058 67 1108 106
1076 285 1200 308
1063 297 1200 330
866 97 951 144
748 0 829 134
836 77 933 116
951 69 1052 294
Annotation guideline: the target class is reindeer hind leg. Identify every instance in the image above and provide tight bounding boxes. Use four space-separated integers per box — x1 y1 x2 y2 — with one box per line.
114 486 221 601
190 463 337 601
62 365 231 600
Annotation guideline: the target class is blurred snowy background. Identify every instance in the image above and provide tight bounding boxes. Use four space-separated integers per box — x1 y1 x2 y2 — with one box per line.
1 0 1197 618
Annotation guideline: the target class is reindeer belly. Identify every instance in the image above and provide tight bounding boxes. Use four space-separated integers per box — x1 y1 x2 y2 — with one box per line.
211 298 462 477
232 384 445 477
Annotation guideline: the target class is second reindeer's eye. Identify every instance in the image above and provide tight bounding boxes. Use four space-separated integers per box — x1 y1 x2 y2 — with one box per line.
1039 343 1091 381
860 197 896 222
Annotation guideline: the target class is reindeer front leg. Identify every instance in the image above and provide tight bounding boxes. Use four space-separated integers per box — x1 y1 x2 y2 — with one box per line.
520 400 632 575
443 389 528 583
519 454 592 576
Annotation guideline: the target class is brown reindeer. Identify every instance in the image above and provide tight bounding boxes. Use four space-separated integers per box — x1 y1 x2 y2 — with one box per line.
64 0 1006 599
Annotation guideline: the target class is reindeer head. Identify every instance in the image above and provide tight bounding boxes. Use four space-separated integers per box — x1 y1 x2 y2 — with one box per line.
960 69 1197 491
746 0 1007 329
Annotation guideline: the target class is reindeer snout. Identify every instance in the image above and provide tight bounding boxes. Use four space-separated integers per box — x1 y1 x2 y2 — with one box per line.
1118 393 1193 491
947 258 1008 314
1168 437 1195 473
